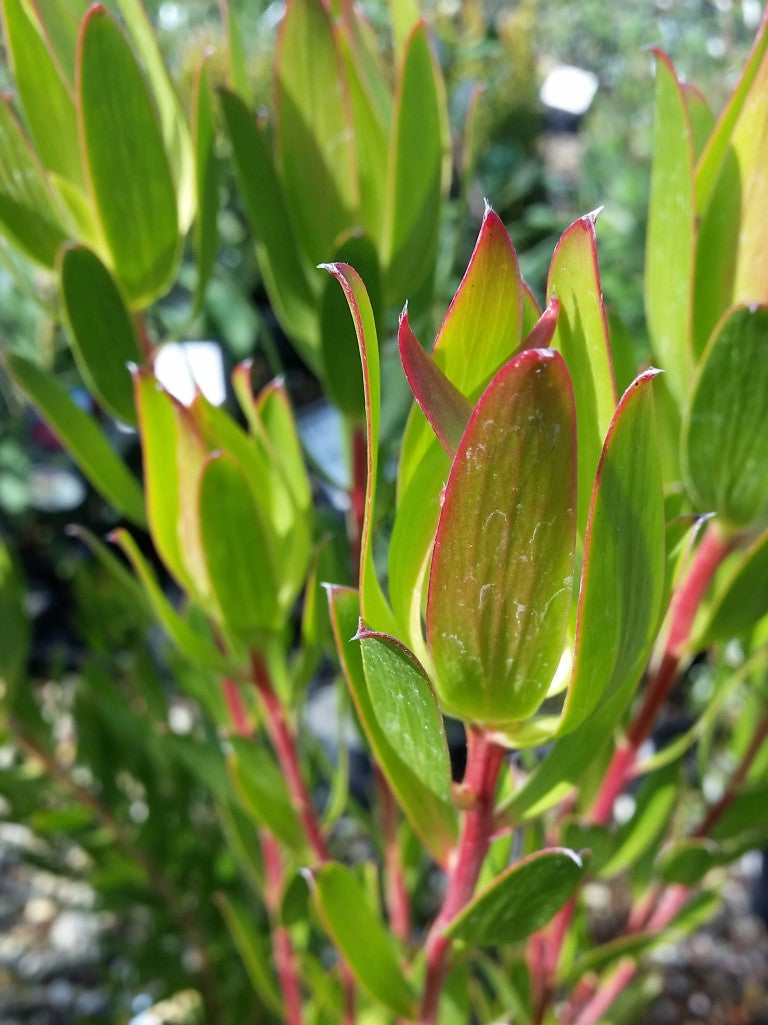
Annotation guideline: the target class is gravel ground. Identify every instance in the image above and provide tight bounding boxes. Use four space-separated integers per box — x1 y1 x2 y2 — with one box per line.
1 822 767 1024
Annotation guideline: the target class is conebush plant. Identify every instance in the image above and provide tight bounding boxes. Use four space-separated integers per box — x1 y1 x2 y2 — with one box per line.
2 2 768 1024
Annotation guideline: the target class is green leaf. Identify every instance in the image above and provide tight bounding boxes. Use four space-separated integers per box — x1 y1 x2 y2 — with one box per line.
600 763 680 878
694 8 768 349
500 678 635 822
398 206 524 496
306 862 417 1018
547 212 617 535
6 352 145 524
567 932 659 984
133 370 207 595
558 369 666 734
521 296 560 351
357 627 452 806
398 311 472 457
218 89 319 365
215 893 283 1016
199 452 281 637
382 21 448 306
1 0 83 187
337 24 387 241
427 349 577 725
656 838 720 885
322 264 396 634
388 439 450 663
697 527 768 643
275 0 357 265
0 541 29 707
444 849 584 946
26 0 89 84
250 374 312 520
328 586 457 865
194 383 311 610
684 83 716 160
109 528 233 674
192 57 218 310
710 779 768 842
695 5 768 212
229 737 305 851
59 244 142 424
320 233 381 419
645 50 696 408
0 96 68 266
219 0 250 101
66 524 149 616
112 0 195 231
77 6 179 307
682 304 768 527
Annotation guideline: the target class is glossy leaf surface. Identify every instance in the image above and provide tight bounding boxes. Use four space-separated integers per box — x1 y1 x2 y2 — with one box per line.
427 349 577 725
444 849 583 945
382 21 446 305
59 244 142 424
645 50 696 407
275 0 356 264
199 452 281 636
306 862 417 1017
7 353 145 524
683 304 768 527
358 627 452 806
547 212 617 534
219 89 319 364
78 7 179 306
559 369 665 734
328 586 457 864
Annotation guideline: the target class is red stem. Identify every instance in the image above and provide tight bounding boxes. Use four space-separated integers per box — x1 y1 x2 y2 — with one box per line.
592 523 733 825
221 677 250 737
251 653 328 861
262 832 304 1025
570 959 637 1025
250 652 357 1023
419 730 506 1025
563 708 768 1025
374 764 411 943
